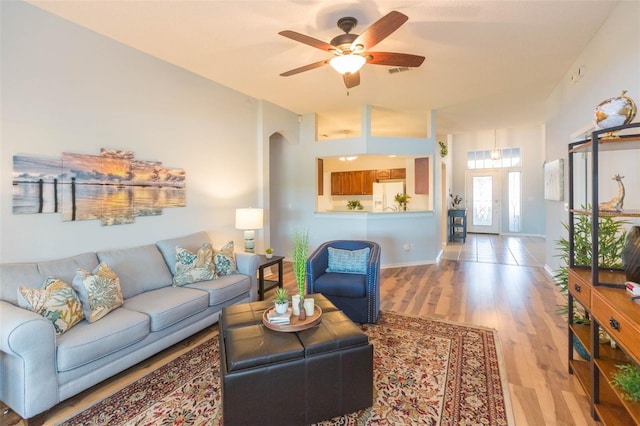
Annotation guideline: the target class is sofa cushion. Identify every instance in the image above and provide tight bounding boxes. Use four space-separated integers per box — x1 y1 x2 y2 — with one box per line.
0 252 99 306
18 278 84 335
56 307 150 372
97 244 173 299
72 263 124 323
326 247 370 275
214 241 238 276
313 272 366 298
187 273 251 306
156 231 212 275
123 286 209 332
173 243 217 286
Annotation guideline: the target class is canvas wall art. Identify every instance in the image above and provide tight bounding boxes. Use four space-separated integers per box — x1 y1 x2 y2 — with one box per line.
544 158 564 201
13 148 186 226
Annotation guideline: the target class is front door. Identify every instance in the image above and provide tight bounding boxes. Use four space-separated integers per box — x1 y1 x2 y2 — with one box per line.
465 170 500 234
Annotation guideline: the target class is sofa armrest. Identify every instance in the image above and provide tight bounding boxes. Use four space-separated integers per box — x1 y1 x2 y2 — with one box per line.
235 252 260 301
0 301 59 419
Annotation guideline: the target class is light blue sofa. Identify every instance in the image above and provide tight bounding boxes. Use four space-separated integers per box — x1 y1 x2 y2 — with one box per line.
0 231 259 421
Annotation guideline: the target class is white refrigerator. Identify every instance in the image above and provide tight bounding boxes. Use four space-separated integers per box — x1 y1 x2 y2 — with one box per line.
372 181 405 211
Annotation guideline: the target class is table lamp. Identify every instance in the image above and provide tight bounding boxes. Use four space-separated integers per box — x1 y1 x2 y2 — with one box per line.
235 208 263 253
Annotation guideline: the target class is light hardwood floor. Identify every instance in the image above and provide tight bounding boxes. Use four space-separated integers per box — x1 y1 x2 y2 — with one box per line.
2 239 596 426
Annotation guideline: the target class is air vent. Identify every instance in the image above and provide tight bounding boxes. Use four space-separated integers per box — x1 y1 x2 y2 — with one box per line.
388 67 411 74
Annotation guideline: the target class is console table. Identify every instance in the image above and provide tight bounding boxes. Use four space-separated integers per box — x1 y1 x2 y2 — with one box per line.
448 209 467 243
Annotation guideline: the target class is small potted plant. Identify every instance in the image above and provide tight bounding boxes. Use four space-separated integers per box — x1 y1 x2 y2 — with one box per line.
273 288 289 314
450 193 463 209
265 247 274 259
347 200 363 210
394 193 411 211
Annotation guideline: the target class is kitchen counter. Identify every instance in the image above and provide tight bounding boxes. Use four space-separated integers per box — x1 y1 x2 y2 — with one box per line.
317 209 434 216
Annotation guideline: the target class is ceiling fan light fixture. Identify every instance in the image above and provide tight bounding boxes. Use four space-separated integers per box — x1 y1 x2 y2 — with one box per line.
329 55 366 74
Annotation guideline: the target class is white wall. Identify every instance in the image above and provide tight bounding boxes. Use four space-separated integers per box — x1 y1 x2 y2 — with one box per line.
449 125 546 236
0 2 297 262
544 1 640 273
270 107 442 266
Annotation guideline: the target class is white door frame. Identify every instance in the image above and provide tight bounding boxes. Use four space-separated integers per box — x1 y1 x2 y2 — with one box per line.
465 169 501 234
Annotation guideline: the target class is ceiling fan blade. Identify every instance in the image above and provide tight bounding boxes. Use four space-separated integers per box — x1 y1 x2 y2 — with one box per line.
278 30 335 52
343 71 360 89
350 11 408 51
366 52 425 67
280 59 329 77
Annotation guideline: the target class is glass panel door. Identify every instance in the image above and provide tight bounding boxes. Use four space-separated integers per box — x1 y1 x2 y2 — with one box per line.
466 170 500 234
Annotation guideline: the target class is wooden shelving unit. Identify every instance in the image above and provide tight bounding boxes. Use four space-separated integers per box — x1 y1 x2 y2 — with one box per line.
567 122 640 424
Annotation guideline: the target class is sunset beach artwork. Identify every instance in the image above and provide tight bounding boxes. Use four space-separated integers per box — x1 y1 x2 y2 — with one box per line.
12 148 186 226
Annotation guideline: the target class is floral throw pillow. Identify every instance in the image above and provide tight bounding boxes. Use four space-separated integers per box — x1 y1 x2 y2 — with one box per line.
214 241 238 276
72 263 124 323
18 278 84 335
173 243 217 286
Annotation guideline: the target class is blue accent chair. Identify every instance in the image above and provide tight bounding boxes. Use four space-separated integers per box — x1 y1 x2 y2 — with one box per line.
306 240 381 323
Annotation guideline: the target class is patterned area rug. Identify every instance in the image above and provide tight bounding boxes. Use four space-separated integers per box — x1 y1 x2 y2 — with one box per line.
62 311 514 425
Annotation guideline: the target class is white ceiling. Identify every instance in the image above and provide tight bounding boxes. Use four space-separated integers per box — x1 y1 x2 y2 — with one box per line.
27 0 618 135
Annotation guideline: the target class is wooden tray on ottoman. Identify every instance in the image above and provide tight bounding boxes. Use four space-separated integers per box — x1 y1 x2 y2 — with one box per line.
262 305 322 332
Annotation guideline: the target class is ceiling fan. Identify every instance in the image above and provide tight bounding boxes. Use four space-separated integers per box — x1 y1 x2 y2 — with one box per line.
279 11 425 89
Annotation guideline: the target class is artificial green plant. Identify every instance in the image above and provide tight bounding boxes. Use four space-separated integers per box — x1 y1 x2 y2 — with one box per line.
612 363 640 401
554 205 628 322
292 228 310 298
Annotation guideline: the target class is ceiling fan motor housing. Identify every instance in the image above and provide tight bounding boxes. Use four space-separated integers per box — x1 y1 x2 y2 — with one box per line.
331 17 360 52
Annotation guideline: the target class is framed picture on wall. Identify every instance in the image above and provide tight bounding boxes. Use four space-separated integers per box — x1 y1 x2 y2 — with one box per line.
544 159 564 201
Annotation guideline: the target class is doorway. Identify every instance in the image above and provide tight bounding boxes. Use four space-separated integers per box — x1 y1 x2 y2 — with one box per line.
465 170 500 234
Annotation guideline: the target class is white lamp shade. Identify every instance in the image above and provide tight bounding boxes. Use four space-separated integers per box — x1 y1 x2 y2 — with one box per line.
235 208 263 230
329 55 366 74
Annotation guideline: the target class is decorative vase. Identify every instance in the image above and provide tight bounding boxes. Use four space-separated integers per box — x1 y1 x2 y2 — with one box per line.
298 297 306 320
623 226 640 283
266 253 273 259
573 339 590 361
291 294 300 316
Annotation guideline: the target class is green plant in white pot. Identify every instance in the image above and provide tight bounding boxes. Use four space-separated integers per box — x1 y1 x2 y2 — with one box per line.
292 228 309 319
273 288 289 314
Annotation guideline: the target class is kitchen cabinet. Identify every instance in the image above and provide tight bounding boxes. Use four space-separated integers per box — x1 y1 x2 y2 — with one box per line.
331 172 350 195
414 157 429 194
317 159 323 196
363 170 376 195
567 122 640 425
376 169 390 180
332 169 403 195
390 168 406 179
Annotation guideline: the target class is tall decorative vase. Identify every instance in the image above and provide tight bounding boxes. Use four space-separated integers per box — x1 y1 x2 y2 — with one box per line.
298 296 306 320
623 226 640 283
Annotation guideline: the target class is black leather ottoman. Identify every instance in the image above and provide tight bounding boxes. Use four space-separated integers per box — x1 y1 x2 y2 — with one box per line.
219 294 373 425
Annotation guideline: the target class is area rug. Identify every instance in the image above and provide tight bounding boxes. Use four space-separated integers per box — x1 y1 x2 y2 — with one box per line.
62 311 514 425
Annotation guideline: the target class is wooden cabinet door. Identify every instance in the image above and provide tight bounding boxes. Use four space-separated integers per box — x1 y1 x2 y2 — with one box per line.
390 168 406 179
376 169 390 180
415 158 429 194
363 170 376 195
331 172 343 195
349 171 365 195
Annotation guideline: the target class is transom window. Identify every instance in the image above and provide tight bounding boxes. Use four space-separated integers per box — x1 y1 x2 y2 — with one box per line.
467 148 521 169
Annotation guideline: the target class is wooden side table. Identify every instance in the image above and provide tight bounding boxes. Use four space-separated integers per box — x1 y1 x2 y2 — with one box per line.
257 255 284 301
